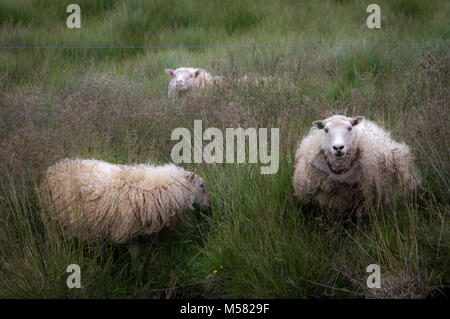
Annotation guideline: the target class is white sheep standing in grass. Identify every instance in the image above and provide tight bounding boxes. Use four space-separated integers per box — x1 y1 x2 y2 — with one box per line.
165 67 219 98
293 115 421 226
41 159 210 256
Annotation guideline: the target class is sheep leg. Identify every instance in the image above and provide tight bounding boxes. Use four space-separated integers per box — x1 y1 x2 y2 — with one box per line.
127 239 141 259
356 202 366 230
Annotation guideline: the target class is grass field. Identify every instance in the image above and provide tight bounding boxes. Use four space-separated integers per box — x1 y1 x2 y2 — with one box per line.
0 0 448 298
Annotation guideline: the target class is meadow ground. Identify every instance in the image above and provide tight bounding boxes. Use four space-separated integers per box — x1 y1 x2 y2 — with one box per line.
0 0 448 298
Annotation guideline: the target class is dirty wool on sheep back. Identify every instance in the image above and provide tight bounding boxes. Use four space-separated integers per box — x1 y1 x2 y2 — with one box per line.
41 159 196 244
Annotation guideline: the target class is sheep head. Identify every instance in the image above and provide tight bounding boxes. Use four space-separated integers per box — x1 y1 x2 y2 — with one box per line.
312 115 363 172
165 67 203 94
186 171 210 210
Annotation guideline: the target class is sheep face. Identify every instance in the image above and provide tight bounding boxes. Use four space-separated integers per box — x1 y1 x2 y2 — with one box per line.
187 172 210 210
165 67 203 94
313 115 363 160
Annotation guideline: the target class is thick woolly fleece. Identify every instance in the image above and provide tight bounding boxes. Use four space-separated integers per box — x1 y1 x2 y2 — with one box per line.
293 116 421 216
41 159 198 243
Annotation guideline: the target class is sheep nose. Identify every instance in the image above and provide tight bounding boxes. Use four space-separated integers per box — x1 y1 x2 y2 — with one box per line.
333 145 344 151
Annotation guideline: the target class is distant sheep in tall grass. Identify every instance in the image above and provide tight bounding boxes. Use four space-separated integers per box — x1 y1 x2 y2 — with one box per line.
293 115 421 227
41 159 210 255
165 67 220 98
165 67 283 97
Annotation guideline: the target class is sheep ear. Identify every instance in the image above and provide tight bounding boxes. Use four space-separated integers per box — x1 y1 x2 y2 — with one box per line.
165 69 175 77
186 172 195 182
351 116 364 126
313 120 324 129
194 69 202 78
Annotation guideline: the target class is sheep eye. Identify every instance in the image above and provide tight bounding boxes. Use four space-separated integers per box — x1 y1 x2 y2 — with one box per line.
324 128 329 133
348 127 352 131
